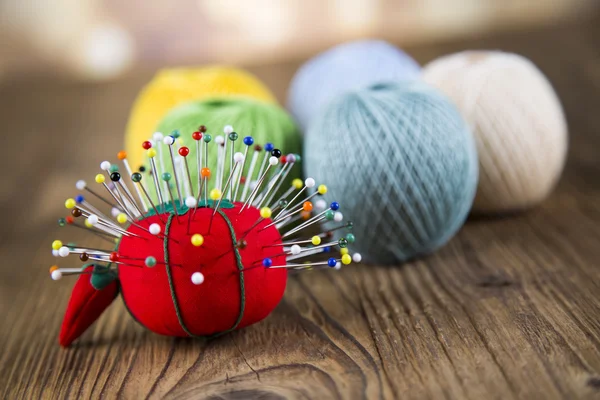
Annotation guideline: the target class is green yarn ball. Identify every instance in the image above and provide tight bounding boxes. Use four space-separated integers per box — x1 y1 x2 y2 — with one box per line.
153 97 302 202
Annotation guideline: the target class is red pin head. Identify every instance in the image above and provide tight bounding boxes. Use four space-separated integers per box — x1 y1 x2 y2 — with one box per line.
178 147 190 157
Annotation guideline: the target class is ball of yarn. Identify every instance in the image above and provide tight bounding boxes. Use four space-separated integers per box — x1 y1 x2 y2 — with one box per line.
305 82 478 264
125 66 277 169
154 97 302 194
288 40 421 131
423 51 568 213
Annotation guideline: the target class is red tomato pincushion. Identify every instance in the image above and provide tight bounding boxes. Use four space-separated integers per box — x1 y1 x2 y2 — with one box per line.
118 203 287 338
50 132 359 347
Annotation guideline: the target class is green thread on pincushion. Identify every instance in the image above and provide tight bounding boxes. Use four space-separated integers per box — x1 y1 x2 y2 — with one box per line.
163 210 246 338
141 199 234 219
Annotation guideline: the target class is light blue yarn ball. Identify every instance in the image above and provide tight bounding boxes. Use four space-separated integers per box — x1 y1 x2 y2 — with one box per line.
305 81 478 265
288 40 421 131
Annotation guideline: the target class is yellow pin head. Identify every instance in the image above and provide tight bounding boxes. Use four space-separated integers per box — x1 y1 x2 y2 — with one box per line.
65 198 76 209
84 219 93 228
52 240 63 250
260 207 272 219
340 248 349 256
209 188 222 200
191 234 204 247
341 254 352 265
147 148 157 158
311 235 321 246
292 178 303 189
95 174 105 184
317 184 327 195
117 213 128 224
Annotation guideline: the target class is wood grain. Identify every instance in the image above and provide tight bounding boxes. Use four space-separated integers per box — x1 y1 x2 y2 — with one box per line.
1 12 600 400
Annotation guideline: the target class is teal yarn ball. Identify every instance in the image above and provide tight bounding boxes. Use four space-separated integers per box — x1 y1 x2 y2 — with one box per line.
288 40 421 131
305 82 478 264
154 97 302 199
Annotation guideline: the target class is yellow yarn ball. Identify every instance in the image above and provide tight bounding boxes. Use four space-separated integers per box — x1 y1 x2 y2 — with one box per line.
125 66 277 170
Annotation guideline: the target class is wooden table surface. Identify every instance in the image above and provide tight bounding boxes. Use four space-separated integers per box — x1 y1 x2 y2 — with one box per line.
1 13 600 400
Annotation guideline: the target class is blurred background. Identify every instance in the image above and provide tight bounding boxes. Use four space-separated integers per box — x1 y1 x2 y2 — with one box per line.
0 0 597 81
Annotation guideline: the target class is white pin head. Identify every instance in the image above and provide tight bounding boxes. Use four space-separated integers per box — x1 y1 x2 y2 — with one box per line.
315 199 327 211
352 253 362 263
149 223 161 235
185 196 197 208
100 161 111 171
223 125 234 134
163 136 175 145
88 214 99 226
52 249 59 257
153 132 164 141
269 156 278 166
111 207 121 217
58 246 70 257
233 152 244 163
75 180 86 190
290 244 301 255
305 178 315 188
191 272 205 285
334 262 342 270
215 135 225 145
51 270 63 280
334 212 343 222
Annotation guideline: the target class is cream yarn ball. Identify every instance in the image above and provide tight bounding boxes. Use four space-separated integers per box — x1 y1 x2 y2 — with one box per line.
423 51 568 213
